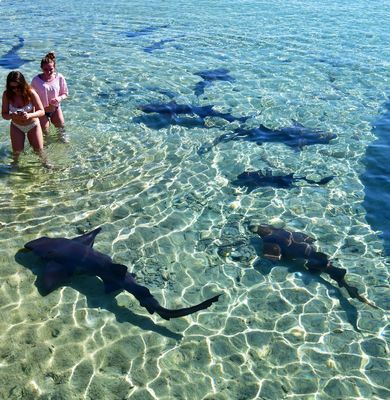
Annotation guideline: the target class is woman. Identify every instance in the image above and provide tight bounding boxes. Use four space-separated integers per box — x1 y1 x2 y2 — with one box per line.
31 51 69 142
1 71 48 166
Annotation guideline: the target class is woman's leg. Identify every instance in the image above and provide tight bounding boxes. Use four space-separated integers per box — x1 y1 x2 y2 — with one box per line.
27 124 44 151
51 107 65 128
39 114 50 136
51 107 68 143
10 123 25 164
27 123 51 168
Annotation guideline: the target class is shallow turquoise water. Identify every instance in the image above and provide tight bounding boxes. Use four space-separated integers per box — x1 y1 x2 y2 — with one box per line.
0 0 389 399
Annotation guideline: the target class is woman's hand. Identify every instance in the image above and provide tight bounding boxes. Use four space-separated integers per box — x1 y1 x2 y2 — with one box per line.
11 111 27 123
49 97 61 107
22 111 30 120
19 111 29 121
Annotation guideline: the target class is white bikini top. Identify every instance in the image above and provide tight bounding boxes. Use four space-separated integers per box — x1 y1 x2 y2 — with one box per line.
9 103 33 113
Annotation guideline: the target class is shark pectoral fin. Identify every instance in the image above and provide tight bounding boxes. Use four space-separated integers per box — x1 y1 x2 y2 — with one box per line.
72 227 102 247
40 261 73 295
263 243 282 261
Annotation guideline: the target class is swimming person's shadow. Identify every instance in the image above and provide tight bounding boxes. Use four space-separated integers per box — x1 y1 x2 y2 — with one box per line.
249 236 361 332
14 249 183 340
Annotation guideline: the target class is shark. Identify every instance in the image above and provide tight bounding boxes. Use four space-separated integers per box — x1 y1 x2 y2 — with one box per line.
23 227 220 320
232 170 334 193
144 38 176 53
193 68 235 96
0 36 31 69
249 224 378 309
138 101 249 124
198 122 337 154
125 25 169 38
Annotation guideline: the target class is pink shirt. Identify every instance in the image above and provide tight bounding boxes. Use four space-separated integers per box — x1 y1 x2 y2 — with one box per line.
31 73 68 108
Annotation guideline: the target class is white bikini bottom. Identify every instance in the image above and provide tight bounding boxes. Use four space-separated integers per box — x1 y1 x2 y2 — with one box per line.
12 120 39 134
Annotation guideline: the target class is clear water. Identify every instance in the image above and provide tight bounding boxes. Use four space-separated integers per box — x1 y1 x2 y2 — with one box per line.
0 0 389 399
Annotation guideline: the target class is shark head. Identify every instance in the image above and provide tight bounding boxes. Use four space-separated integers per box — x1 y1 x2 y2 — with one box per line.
24 237 73 260
25 236 52 251
25 227 102 252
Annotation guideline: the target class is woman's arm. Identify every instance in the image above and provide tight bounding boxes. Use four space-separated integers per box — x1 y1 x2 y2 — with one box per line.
1 91 12 121
29 90 45 119
58 75 69 101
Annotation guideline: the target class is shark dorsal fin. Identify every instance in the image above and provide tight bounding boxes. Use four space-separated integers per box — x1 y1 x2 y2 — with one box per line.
72 227 102 248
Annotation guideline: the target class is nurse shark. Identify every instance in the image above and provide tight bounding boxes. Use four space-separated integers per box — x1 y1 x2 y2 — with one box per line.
193 68 235 96
198 122 337 154
137 100 249 127
22 227 220 320
250 224 378 309
232 170 334 192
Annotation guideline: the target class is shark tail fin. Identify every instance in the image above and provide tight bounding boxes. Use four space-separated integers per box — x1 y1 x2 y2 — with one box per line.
123 274 220 320
327 264 379 309
339 279 379 309
153 295 221 320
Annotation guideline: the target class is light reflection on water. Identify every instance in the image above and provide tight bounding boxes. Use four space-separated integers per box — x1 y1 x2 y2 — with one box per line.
0 0 389 399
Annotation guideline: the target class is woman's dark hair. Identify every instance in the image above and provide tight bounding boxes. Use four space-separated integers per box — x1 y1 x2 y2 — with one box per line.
6 71 33 103
40 51 56 68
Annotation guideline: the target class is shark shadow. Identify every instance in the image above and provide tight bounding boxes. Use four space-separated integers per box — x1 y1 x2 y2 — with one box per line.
194 68 235 96
198 122 337 154
15 249 183 340
252 256 361 332
0 36 31 69
232 170 334 193
16 228 220 331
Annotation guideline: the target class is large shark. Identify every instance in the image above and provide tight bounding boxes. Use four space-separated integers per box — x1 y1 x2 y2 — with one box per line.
232 170 334 193
134 101 249 130
198 122 337 154
139 101 249 124
23 227 220 320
